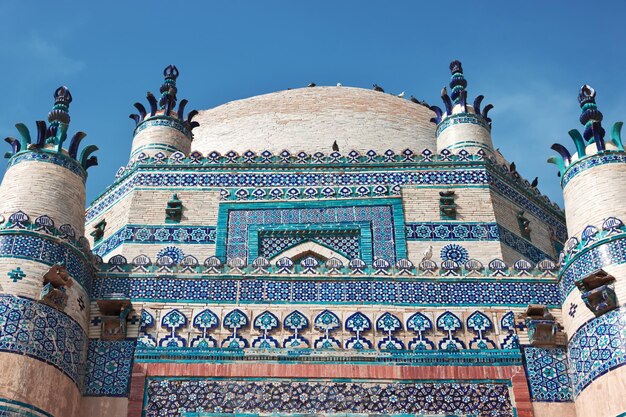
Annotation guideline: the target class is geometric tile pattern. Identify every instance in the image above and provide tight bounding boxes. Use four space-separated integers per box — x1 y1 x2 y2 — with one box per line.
0 233 92 291
92 225 217 257
568 307 626 397
92 276 561 306
259 233 360 260
559 235 626 298
144 378 514 417
84 340 135 397
0 295 86 386
440 244 470 264
522 347 573 402
222 202 404 263
405 222 500 240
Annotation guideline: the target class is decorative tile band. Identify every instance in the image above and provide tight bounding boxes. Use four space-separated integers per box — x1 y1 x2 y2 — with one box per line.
84 340 135 397
93 225 217 257
135 347 523 366
0 232 93 291
86 167 490 222
436 112 490 136
561 151 626 188
405 222 553 263
92 276 560 306
0 295 86 387
522 347 573 402
134 116 192 138
7 150 86 181
405 222 500 241
144 378 514 417
568 307 626 397
0 398 53 417
134 307 515 352
559 235 626 298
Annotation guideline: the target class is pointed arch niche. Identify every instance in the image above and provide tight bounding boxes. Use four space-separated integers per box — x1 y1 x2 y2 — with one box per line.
270 240 350 264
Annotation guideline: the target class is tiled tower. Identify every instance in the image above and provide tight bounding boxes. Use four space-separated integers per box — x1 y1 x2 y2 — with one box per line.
549 85 626 417
432 60 495 156
128 65 198 161
0 87 98 416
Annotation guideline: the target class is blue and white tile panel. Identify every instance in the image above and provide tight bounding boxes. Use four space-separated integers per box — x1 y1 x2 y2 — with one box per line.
93 225 217 257
568 307 626 397
0 232 93 291
0 295 87 387
92 276 560 306
523 347 573 402
559 235 626 298
143 378 515 417
83 340 135 397
85 165 565 241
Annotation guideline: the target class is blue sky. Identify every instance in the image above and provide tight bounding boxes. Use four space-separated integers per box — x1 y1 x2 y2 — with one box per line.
1 1 624 206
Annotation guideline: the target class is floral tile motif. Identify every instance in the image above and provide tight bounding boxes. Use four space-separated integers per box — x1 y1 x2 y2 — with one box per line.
0 295 86 386
84 340 135 397
523 347 573 402
144 379 514 417
568 307 626 397
92 225 217 257
405 222 499 240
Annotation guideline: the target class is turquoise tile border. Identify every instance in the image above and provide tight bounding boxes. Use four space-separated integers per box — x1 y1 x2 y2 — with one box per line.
215 199 407 263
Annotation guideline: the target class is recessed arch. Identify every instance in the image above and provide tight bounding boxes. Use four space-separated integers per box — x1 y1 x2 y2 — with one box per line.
271 241 350 264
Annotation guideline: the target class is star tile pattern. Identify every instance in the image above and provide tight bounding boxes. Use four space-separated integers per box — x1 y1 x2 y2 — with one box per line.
84 340 135 396
523 347 573 402
568 307 626 397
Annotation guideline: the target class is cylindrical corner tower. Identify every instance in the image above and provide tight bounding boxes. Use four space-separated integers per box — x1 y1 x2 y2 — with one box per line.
549 85 626 417
0 87 97 417
433 60 495 156
128 65 198 161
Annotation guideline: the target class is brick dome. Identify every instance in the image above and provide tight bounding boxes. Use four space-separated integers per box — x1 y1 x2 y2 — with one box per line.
191 86 436 154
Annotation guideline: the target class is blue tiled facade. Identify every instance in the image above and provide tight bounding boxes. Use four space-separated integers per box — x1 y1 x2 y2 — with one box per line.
10 63 626 417
217 200 407 263
0 232 93 291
